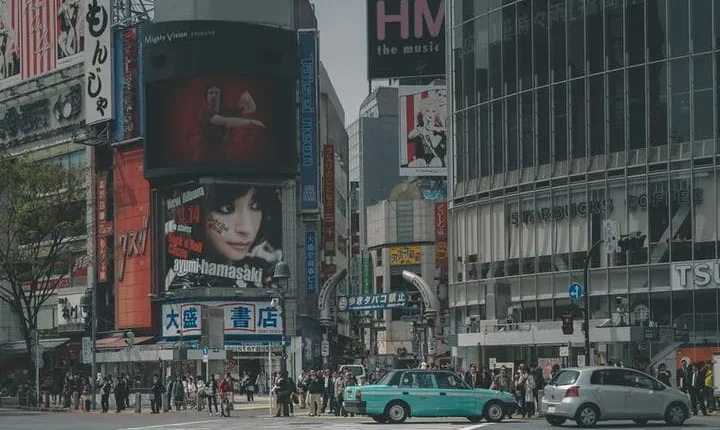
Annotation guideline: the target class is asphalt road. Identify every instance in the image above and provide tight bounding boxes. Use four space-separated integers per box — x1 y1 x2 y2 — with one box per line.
0 408 719 430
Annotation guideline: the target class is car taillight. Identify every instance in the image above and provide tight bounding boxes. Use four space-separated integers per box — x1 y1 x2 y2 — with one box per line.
356 389 362 401
565 386 580 398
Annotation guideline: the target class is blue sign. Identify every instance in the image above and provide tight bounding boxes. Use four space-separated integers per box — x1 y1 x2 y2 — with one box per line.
201 346 208 356
305 230 318 293
299 31 319 211
338 289 410 312
568 282 584 301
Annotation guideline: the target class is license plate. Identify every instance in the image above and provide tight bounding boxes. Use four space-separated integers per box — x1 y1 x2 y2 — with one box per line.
547 406 556 413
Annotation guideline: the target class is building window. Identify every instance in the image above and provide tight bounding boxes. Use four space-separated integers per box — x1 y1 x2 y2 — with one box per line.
589 75 605 156
533 0 550 86
667 0 689 57
553 83 568 162
570 78 586 158
647 0 667 61
568 0 585 77
585 0 603 74
628 66 646 150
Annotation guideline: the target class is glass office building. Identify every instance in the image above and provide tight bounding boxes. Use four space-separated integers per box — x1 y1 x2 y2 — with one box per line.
447 0 720 371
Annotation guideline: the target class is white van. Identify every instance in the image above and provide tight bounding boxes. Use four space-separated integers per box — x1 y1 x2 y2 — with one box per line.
339 364 367 384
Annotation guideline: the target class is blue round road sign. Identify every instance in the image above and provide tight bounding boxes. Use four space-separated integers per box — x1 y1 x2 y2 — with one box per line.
568 282 584 301
201 346 209 356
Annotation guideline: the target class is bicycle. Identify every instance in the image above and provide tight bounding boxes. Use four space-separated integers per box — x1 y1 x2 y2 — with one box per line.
220 393 231 417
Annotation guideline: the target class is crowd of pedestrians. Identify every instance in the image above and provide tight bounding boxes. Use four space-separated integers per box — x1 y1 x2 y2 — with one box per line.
270 368 360 418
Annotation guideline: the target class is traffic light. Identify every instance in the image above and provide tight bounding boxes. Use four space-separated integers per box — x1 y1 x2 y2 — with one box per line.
561 314 574 335
618 231 647 252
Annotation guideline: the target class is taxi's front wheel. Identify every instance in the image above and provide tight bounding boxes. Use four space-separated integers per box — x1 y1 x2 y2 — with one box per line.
384 400 409 424
483 401 505 423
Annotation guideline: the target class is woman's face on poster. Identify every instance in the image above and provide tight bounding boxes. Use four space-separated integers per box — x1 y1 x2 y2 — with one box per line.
421 103 438 126
204 188 262 261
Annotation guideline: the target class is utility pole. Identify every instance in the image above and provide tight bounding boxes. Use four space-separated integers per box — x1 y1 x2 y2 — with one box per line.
583 239 604 360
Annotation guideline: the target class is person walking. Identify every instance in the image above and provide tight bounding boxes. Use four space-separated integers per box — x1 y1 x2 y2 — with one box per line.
100 377 111 413
113 376 124 413
205 374 219 415
150 374 163 413
690 363 708 416
273 371 293 417
307 370 324 416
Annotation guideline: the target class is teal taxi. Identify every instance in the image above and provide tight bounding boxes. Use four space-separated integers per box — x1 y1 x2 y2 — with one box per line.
343 369 516 424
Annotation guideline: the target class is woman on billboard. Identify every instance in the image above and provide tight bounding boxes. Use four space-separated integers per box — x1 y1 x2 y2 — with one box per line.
166 184 282 290
192 84 267 162
406 89 447 169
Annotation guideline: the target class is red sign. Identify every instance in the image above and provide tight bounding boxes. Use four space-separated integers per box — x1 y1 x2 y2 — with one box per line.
122 26 139 140
434 202 448 266
114 147 152 329
97 173 109 282
323 144 335 257
71 253 89 278
23 277 70 291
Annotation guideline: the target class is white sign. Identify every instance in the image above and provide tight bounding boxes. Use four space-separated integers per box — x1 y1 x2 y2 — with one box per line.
603 220 621 253
222 302 282 336
82 336 92 364
84 0 114 124
671 260 720 290
427 341 437 356
577 354 586 367
57 293 85 326
559 346 569 357
161 303 202 337
321 340 329 357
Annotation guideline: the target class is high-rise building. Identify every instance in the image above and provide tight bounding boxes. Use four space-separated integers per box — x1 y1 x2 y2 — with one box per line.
447 0 720 374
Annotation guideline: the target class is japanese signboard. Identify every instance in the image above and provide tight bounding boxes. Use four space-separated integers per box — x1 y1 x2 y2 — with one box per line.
122 25 139 139
366 0 445 79
434 202 448 267
96 172 108 282
305 230 317 294
84 0 113 124
161 302 203 337
162 182 283 290
390 246 422 266
362 253 372 295
299 30 319 211
222 301 282 335
0 0 20 84
114 147 151 329
323 144 335 256
338 289 409 312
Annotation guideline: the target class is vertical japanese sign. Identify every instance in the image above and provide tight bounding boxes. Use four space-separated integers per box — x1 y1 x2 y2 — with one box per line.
96 172 108 282
161 303 202 337
362 253 372 295
84 0 113 124
122 26 138 139
305 230 317 294
323 144 335 256
21 0 57 79
434 201 448 270
299 30 318 211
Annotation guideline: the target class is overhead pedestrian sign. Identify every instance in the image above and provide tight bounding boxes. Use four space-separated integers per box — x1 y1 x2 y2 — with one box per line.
568 282 584 301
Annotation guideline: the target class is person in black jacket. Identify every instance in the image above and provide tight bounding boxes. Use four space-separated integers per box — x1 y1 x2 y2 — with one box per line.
150 374 164 413
307 370 325 416
100 377 111 413
464 364 481 388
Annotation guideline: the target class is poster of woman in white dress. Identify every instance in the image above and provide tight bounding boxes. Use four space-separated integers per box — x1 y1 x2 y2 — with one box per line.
399 87 447 177
57 0 83 60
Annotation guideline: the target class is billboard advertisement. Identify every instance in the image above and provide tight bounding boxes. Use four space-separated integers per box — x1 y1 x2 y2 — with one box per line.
389 245 422 266
305 230 317 294
162 182 283 290
399 86 447 176
338 289 409 312
366 0 445 80
96 171 109 283
84 0 112 124
0 0 21 83
114 147 152 329
323 144 335 256
299 30 319 211
145 75 294 177
121 25 139 139
161 300 283 339
142 21 297 178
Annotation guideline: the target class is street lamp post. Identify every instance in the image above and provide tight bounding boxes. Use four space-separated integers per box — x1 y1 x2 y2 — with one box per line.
583 239 604 360
272 262 291 373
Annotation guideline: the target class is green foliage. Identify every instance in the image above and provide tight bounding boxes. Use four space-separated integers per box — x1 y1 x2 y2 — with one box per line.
0 156 86 343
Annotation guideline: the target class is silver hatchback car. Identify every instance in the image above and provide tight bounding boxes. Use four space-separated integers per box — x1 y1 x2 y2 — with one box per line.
540 366 691 427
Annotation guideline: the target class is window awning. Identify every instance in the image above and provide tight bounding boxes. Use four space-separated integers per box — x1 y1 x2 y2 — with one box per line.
0 338 70 356
96 336 153 350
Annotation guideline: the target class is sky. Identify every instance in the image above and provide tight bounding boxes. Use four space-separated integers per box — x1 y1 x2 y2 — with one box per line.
312 0 369 125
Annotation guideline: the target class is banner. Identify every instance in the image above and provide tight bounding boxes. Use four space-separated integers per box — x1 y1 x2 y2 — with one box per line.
0 0 20 83
323 144 335 256
362 253 372 295
434 201 448 266
338 289 409 312
399 86 447 176
162 182 283 290
84 0 112 124
366 0 445 79
299 30 319 211
122 26 138 139
389 245 422 266
96 172 108 282
161 302 202 337
305 230 317 294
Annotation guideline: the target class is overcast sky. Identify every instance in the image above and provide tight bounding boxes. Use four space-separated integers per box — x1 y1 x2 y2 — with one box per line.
312 0 368 125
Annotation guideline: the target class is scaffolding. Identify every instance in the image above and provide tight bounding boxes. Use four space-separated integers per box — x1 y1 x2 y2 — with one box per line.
113 0 155 28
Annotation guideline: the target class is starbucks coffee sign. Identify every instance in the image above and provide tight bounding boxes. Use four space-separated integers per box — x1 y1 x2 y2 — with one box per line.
671 261 720 290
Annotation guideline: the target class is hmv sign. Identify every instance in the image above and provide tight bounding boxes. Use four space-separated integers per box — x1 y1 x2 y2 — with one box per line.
367 0 446 79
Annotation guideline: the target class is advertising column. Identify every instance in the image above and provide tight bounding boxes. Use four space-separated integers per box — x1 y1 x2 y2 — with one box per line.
323 144 336 282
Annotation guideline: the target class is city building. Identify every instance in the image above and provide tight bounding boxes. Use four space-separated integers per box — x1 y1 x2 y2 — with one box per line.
447 0 720 374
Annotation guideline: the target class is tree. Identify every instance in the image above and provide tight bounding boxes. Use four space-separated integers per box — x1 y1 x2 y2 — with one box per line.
0 156 86 362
